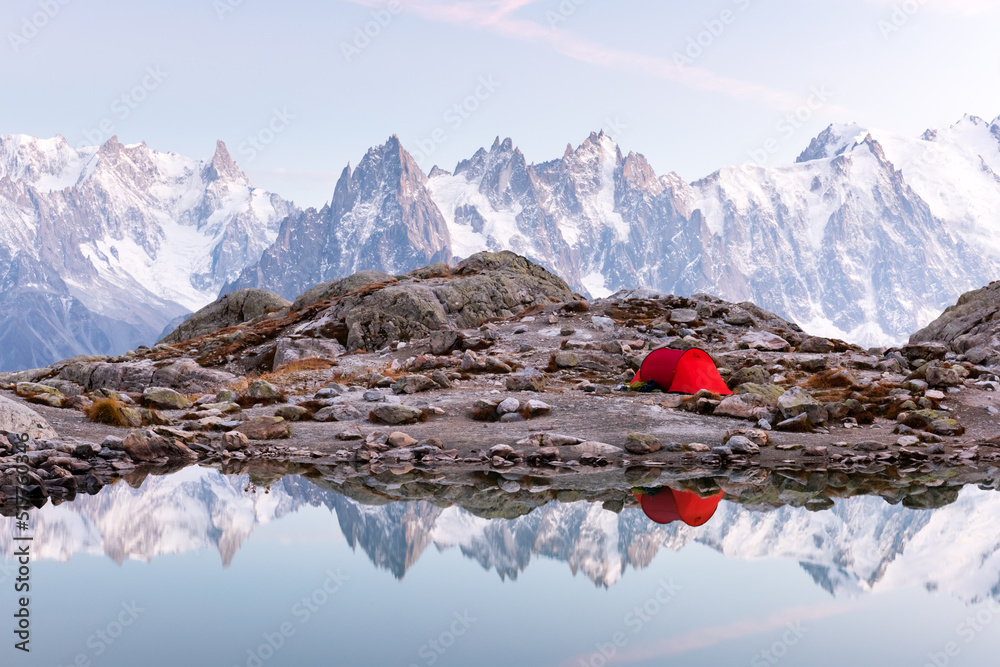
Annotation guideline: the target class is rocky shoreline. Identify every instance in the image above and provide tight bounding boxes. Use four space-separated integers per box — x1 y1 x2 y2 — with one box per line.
2 252 998 515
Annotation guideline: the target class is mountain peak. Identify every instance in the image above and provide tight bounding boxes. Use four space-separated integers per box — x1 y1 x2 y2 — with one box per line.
796 123 866 163
206 140 243 182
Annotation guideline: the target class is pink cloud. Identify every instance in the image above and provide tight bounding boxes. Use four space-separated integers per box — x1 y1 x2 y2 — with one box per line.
343 0 847 113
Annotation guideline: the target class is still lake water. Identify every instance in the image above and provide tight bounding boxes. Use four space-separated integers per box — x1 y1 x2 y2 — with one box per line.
3 466 1000 667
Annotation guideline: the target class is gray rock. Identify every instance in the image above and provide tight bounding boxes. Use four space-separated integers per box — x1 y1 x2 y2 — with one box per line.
726 435 760 455
553 352 579 369
370 404 425 425
291 270 394 311
669 309 698 324
625 434 663 455
272 338 346 370
151 359 236 394
714 393 769 420
506 368 547 392
274 405 309 421
777 387 828 425
392 375 438 395
740 331 791 352
497 397 520 415
313 404 363 422
143 387 192 410
222 431 251 451
122 429 198 461
234 416 292 440
522 399 552 417
245 380 283 403
160 289 291 344
0 396 58 439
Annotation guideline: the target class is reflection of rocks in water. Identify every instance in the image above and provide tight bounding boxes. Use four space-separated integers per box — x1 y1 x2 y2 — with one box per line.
6 467 1000 604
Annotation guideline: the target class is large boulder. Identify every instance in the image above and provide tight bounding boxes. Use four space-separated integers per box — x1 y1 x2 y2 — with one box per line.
291 270 394 311
272 338 345 370
143 387 193 410
160 289 291 344
0 396 58 439
296 251 576 352
909 280 1000 363
234 416 292 440
122 429 198 461
151 360 236 394
776 387 828 425
739 331 791 352
714 393 770 420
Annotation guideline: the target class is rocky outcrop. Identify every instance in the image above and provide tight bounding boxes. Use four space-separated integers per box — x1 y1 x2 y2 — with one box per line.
0 396 58 439
291 270 394 311
293 251 575 352
160 289 291 344
909 280 1000 366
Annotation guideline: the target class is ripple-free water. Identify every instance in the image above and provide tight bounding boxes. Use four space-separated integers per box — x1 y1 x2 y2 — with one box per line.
3 467 999 667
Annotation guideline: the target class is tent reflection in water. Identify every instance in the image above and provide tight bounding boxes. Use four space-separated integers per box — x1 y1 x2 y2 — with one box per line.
633 487 724 526
630 347 732 396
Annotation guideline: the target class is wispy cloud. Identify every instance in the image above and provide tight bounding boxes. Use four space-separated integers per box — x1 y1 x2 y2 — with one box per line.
559 601 854 666
343 0 845 114
861 0 998 17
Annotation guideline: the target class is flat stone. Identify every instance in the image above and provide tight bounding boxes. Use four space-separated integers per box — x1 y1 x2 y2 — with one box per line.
625 434 663 455
740 331 791 352
387 432 418 448
142 387 192 410
234 416 292 440
370 404 425 425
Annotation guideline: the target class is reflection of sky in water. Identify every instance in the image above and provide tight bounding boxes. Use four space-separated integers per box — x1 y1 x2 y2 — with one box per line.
3 472 1000 667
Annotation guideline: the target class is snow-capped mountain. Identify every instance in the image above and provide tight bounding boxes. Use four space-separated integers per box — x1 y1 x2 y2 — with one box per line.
223 135 451 298
3 469 1000 605
230 116 1000 346
5 115 1000 372
0 134 293 371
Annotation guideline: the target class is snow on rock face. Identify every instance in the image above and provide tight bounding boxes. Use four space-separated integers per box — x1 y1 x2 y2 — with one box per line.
415 119 1000 346
225 136 452 300
0 135 293 371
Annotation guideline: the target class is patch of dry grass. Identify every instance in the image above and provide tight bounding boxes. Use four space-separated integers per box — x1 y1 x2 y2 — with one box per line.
83 398 130 427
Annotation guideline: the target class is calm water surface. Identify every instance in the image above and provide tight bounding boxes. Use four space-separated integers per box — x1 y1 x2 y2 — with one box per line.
3 466 1000 667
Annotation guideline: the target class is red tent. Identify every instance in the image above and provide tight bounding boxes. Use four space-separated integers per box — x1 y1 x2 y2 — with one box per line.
634 488 724 526
631 348 732 395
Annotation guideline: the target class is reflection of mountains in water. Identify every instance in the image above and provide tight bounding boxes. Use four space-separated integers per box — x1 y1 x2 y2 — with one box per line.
2 468 999 602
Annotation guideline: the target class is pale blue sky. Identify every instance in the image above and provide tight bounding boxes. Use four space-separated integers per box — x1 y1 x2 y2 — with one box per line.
2 0 998 208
